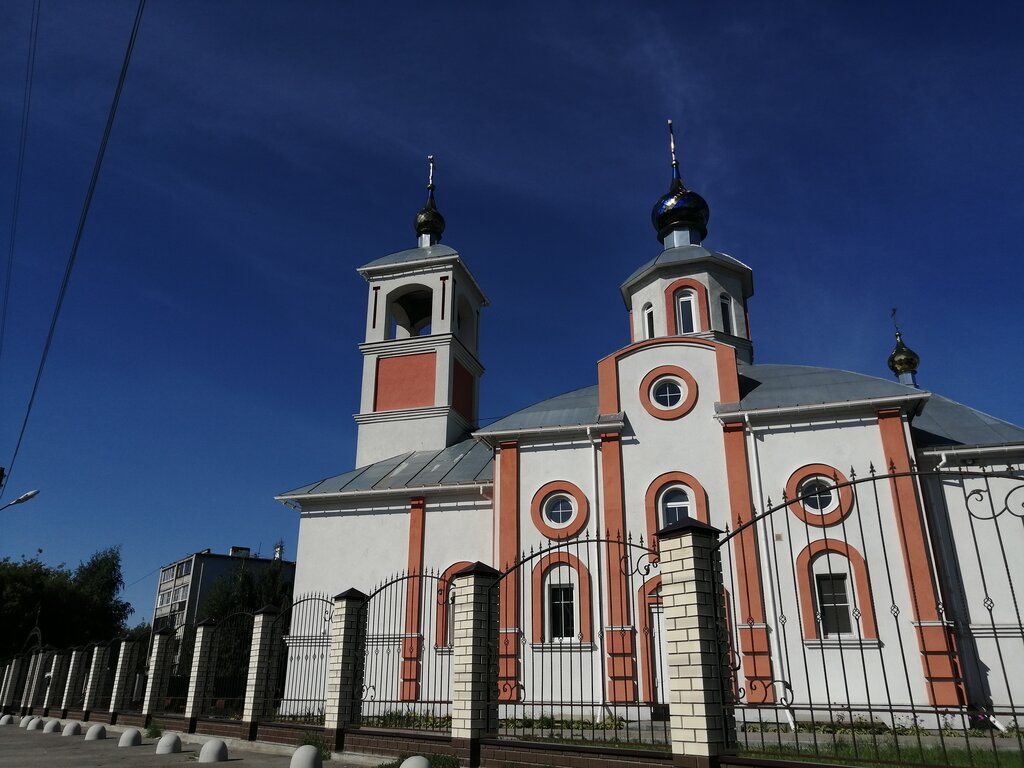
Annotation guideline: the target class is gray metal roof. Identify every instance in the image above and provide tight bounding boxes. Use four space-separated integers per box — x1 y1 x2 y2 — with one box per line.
475 385 600 435
733 363 918 410
359 244 459 271
279 438 492 498
281 364 1023 502
909 394 1024 448
620 244 753 303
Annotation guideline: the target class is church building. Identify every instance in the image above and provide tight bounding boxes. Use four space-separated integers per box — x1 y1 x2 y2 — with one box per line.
278 137 1024 728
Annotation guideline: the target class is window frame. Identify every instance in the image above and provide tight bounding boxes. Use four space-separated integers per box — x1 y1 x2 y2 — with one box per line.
676 290 697 334
642 302 655 340
720 294 733 335
815 572 853 637
548 582 576 642
659 485 692 528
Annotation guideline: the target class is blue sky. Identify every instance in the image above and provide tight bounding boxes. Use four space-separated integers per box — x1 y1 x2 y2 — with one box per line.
1 1 1022 623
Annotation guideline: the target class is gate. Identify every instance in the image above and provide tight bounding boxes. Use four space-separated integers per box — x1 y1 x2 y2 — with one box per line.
714 464 1024 766
487 531 666 746
200 612 253 719
357 569 452 731
258 592 333 724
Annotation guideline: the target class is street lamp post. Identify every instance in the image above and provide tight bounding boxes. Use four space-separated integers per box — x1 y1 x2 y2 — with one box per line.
0 489 39 513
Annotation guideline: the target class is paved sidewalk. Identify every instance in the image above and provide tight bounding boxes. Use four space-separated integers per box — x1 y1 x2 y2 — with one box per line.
0 720 385 767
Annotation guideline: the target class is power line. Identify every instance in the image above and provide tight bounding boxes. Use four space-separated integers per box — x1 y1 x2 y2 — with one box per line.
0 0 42 373
0 0 148 501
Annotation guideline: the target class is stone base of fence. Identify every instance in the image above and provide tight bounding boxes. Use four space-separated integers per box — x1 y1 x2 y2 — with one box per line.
116 712 147 727
478 738 675 768
192 717 251 741
251 721 325 746
150 713 191 733
344 728 454 759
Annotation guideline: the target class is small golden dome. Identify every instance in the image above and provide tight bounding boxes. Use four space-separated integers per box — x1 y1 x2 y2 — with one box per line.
887 331 920 376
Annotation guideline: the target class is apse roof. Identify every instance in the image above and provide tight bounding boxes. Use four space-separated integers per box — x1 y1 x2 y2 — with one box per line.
278 438 492 499
475 385 601 435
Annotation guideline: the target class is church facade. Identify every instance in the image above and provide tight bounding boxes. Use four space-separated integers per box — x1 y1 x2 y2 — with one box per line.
279 147 1024 728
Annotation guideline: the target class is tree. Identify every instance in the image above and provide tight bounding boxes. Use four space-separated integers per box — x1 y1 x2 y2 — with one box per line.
197 558 293 623
0 547 134 659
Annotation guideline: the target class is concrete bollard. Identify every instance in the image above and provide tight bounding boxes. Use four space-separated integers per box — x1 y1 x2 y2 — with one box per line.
118 727 142 747
26 717 42 730
62 721 81 736
19 715 32 727
290 743 323 768
84 724 106 740
400 757 430 768
0 714 13 725
156 733 182 754
198 738 229 763
42 719 62 733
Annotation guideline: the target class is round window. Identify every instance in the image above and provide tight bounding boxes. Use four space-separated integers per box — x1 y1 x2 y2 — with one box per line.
652 378 683 409
799 477 837 514
543 494 575 526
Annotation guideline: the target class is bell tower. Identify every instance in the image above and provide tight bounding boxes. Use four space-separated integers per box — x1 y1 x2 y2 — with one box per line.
354 157 488 467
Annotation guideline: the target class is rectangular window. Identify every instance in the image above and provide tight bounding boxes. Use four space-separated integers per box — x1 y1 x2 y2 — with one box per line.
816 574 852 635
157 590 172 608
176 560 192 578
720 296 733 335
549 584 575 641
644 307 655 340
677 295 695 333
172 586 188 602
160 568 174 583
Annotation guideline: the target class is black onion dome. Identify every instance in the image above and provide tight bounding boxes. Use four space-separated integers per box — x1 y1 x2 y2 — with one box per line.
414 188 445 240
651 168 709 242
887 331 920 376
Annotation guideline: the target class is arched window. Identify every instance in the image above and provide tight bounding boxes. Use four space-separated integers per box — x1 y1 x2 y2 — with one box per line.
796 540 877 640
660 486 691 527
642 302 655 340
434 561 472 649
531 552 593 644
676 290 696 334
719 294 733 335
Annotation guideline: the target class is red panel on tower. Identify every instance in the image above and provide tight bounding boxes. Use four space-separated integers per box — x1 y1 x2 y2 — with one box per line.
452 359 475 419
374 353 436 412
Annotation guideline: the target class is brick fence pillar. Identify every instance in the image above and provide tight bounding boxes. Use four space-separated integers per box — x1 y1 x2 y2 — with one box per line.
24 649 53 714
0 656 24 709
142 629 175 718
658 518 736 767
184 619 217 722
323 588 368 751
450 562 499 767
109 639 138 718
242 605 281 737
0 662 10 707
82 643 111 715
42 652 69 714
18 651 41 714
60 648 86 712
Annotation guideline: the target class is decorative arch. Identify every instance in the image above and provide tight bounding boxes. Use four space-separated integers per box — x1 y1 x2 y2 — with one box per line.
645 470 710 543
664 278 709 335
530 551 593 643
796 539 878 640
530 480 590 540
434 560 473 648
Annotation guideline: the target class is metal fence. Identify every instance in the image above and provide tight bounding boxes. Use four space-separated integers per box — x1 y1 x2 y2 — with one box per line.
199 612 253 719
154 625 194 715
357 569 453 731
716 464 1024 767
487 531 668 747
92 642 119 711
67 645 93 709
258 592 333 724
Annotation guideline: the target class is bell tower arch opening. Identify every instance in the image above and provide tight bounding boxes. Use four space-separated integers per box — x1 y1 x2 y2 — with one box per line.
386 284 434 339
